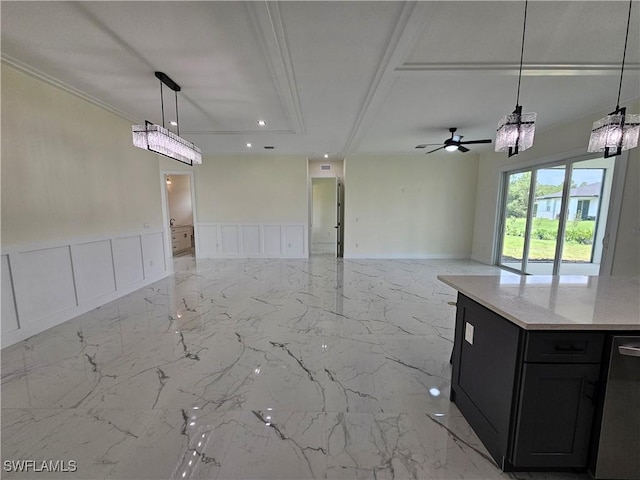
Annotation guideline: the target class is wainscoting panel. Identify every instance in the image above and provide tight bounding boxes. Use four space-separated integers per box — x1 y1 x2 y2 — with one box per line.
196 225 218 257
242 225 261 255
263 225 283 256
220 225 240 255
284 225 305 257
72 240 116 304
141 232 166 278
112 236 144 289
195 223 306 258
14 246 77 327
1 255 19 333
1 229 170 348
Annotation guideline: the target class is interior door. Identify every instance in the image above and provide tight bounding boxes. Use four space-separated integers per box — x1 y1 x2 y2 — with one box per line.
336 178 344 258
311 177 338 255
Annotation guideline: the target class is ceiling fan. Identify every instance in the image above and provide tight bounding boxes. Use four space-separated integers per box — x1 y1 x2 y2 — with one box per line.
415 127 492 154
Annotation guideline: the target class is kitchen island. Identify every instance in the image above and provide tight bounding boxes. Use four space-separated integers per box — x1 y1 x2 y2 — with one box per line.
438 274 640 479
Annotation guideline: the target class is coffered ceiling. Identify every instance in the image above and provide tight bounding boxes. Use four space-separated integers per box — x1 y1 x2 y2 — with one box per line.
2 1 639 159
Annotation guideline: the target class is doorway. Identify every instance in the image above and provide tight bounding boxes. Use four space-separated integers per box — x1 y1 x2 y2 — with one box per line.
311 177 344 256
163 173 195 258
308 159 344 258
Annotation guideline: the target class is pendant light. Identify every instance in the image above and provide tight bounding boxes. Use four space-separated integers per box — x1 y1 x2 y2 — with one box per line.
495 0 537 157
588 0 639 158
133 72 202 165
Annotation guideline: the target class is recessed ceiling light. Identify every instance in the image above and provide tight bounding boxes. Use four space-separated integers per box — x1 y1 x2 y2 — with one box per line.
324 154 329 158
246 143 252 148
257 120 266 126
170 121 178 126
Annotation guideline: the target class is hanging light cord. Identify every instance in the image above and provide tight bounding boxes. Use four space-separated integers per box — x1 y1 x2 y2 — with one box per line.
515 0 529 108
616 0 633 110
175 91 180 136
159 79 166 128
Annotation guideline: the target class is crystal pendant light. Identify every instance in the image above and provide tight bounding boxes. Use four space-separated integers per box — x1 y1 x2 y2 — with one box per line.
495 0 537 157
133 72 202 165
588 0 639 158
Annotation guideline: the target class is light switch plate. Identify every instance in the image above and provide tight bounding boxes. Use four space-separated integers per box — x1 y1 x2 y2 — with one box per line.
465 322 474 345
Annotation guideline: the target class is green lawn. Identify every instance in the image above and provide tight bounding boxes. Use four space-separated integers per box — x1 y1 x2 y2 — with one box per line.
502 235 594 262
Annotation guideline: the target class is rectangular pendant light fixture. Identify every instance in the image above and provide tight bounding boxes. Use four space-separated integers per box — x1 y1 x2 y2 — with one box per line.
588 107 640 158
587 0 638 158
133 72 202 165
495 106 537 156
495 0 537 158
133 121 202 165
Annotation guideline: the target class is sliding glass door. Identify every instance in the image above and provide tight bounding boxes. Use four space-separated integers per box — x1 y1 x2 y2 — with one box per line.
497 156 615 275
559 158 611 274
499 171 531 270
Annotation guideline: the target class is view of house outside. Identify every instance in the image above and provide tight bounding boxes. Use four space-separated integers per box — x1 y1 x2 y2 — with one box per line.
502 167 605 266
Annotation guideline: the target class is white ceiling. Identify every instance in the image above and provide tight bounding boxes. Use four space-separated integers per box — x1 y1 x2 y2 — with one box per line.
2 1 639 159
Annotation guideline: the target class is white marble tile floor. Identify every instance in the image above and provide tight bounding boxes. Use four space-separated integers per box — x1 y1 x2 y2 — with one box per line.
1 256 591 479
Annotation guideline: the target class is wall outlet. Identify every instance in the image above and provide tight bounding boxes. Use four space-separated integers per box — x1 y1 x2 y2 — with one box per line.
465 322 474 345
144 222 150 229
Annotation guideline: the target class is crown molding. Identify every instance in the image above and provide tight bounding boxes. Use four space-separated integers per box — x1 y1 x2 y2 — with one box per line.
1 54 137 122
246 1 306 135
342 1 431 155
396 62 640 76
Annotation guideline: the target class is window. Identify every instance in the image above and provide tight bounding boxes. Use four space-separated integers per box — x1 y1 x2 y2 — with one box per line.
497 157 615 275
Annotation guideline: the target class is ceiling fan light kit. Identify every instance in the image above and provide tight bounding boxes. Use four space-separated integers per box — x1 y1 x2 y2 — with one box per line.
495 0 536 157
419 127 492 154
133 71 202 166
587 0 639 158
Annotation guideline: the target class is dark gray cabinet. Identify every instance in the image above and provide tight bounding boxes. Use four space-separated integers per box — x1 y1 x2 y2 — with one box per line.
451 293 604 471
513 363 600 467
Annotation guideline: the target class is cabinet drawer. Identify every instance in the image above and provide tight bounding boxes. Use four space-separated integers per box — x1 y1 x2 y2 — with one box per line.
524 332 604 363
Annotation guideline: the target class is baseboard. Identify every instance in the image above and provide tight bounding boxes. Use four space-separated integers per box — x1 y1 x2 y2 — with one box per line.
343 253 470 260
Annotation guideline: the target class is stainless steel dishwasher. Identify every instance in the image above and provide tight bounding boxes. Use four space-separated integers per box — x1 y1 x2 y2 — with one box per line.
589 335 640 480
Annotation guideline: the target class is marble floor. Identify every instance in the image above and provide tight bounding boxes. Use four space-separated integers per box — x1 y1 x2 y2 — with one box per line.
1 256 590 480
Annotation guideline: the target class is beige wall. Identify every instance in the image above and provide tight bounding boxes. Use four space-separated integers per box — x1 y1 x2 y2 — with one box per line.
193 155 308 224
611 145 639 275
1 65 162 247
471 100 640 275
309 159 344 178
343 153 478 258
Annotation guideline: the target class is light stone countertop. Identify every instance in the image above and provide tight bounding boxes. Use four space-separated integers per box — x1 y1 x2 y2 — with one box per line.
438 274 640 331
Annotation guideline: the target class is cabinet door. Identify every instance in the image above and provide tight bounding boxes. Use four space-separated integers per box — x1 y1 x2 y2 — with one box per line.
513 363 600 468
452 294 522 465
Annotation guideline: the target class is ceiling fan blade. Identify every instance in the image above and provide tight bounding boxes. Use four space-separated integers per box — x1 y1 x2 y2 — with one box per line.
457 145 470 153
425 146 445 154
415 143 441 149
459 139 492 145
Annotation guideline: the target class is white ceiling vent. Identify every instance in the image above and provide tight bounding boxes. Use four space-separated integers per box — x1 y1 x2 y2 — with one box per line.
321 165 331 171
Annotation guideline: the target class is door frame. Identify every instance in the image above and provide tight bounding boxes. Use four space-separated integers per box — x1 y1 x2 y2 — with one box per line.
494 151 627 275
160 170 197 268
309 176 339 256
